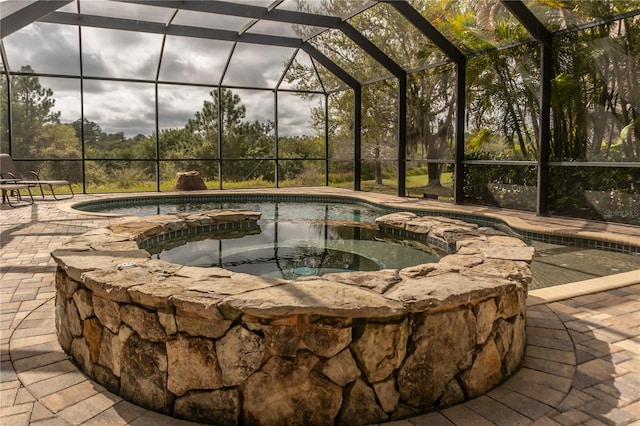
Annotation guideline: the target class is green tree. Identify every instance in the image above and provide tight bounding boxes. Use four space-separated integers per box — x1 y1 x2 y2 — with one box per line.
278 134 324 181
71 118 102 149
3 66 61 158
551 8 639 161
289 1 461 189
36 123 82 182
185 88 275 181
185 88 238 179
160 127 200 158
38 123 81 159
0 74 9 154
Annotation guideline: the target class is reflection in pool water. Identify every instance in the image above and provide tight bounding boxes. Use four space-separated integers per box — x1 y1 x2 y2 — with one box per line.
149 221 443 280
79 198 640 287
82 200 384 222
219 245 381 279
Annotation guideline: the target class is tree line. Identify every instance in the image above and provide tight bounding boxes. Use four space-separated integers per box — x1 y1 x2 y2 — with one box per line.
290 0 638 173
0 0 638 200
0 67 324 188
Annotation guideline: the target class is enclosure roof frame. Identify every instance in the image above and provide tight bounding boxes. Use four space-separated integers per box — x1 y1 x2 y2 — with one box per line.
116 0 344 29
0 0 72 39
1 0 639 204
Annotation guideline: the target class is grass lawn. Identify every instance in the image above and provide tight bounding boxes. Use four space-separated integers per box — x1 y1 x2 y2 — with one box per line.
76 172 455 201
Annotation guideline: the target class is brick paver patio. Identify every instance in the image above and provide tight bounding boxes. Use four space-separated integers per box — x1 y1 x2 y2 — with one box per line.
1 191 639 425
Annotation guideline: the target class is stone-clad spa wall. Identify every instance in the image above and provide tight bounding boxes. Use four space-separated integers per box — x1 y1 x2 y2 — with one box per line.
51 210 534 426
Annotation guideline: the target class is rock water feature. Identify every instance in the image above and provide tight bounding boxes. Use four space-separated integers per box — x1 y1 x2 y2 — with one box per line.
51 209 534 425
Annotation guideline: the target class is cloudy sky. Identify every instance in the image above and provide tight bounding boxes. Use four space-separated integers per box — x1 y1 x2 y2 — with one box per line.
2 3 333 138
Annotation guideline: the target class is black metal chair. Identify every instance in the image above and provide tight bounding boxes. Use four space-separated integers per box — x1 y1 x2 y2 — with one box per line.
0 154 74 200
0 180 34 207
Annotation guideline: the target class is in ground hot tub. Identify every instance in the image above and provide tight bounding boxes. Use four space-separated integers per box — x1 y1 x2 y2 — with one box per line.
52 209 533 426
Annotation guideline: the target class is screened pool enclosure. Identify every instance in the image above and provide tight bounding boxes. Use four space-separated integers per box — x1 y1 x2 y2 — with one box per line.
1 0 639 224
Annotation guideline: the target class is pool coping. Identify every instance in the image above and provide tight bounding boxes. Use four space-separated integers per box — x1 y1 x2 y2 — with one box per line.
60 188 640 250
2 188 639 425
527 269 640 306
52 209 534 423
59 187 640 304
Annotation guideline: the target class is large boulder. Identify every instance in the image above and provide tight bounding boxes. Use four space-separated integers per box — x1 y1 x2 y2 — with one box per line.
174 171 207 190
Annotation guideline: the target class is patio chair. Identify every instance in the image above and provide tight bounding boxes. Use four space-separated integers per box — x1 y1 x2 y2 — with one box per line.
0 182 34 207
0 154 74 200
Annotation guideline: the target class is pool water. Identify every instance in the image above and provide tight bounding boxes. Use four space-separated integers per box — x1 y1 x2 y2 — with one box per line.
529 241 640 289
85 200 384 223
80 198 640 287
93 200 445 279
149 221 443 280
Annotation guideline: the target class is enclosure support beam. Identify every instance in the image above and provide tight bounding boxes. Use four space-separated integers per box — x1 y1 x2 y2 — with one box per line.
386 0 466 201
217 86 224 190
154 34 168 192
154 83 161 192
537 43 552 215
4 72 12 158
337 22 407 196
386 1 466 64
398 76 407 197
501 1 553 50
274 90 279 188
354 86 362 191
301 44 363 191
0 0 71 39
301 45 358 90
42 12 305 48
324 93 330 187
501 0 553 215
76 23 87 194
118 0 342 29
1 43 12 157
454 62 466 204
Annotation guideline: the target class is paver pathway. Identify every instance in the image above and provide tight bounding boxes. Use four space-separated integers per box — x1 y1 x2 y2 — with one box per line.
1 192 639 425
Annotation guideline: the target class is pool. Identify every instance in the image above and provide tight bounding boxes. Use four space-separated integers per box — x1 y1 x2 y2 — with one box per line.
146 221 444 280
52 208 531 424
81 198 447 279
73 195 640 289
76 197 385 222
124 201 444 279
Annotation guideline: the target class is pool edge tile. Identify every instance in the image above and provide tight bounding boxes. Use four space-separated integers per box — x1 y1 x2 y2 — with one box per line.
527 269 640 306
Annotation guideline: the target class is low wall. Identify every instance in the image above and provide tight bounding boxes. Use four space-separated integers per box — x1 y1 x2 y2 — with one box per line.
51 210 533 426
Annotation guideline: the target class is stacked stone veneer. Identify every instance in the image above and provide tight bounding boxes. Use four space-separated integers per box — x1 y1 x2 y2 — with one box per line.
51 209 534 426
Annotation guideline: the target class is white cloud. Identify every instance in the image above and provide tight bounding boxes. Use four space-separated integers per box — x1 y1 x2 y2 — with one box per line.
158 85 215 130
5 19 323 138
4 22 80 75
234 89 275 124
159 36 233 85
83 80 156 136
81 27 163 79
277 93 322 137
39 77 81 123
223 44 295 88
